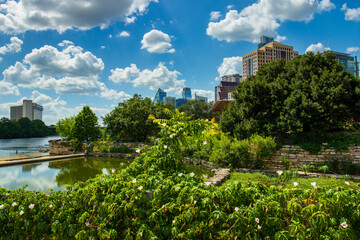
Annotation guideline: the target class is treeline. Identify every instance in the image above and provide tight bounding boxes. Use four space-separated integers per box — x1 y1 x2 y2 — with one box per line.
0 117 55 139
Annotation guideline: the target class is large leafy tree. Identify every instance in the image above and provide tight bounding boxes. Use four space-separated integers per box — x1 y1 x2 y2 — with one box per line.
55 116 75 140
177 99 219 120
103 94 169 142
221 51 360 139
71 106 101 142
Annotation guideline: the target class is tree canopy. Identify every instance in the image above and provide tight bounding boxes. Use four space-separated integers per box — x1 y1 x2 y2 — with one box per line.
71 106 101 142
103 94 173 142
55 116 75 141
220 51 360 139
177 99 219 120
0 117 52 139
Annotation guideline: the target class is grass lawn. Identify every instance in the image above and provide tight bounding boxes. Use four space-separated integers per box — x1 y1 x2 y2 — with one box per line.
224 172 358 189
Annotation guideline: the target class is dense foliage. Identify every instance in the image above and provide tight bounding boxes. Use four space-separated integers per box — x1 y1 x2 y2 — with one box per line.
103 94 173 142
1 111 360 239
177 99 219 120
221 52 360 139
55 116 75 141
0 117 53 139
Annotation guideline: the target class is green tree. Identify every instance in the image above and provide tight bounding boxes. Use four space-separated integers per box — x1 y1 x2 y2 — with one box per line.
177 99 219 120
71 106 101 142
55 116 75 140
103 94 159 142
221 51 360 139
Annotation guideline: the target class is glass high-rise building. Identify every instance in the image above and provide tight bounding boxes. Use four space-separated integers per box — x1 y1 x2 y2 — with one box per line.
153 88 167 104
182 87 192 100
332 51 357 76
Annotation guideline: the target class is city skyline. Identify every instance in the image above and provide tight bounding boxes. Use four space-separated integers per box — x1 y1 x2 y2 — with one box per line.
0 0 359 125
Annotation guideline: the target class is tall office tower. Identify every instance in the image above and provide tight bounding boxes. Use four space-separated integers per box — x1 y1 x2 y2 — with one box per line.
175 98 188 108
163 96 176 106
10 99 43 121
243 37 298 79
182 87 192 100
153 88 167 104
258 35 274 49
195 94 208 103
332 51 357 76
221 74 242 83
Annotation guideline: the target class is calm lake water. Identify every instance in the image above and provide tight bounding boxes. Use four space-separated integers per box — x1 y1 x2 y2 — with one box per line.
0 157 213 192
0 136 59 156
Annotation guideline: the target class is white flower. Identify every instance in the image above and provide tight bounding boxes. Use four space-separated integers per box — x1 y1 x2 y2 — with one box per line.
19 210 24 216
203 141 207 145
293 182 299 187
138 186 143 191
49 204 53 209
255 218 260 223
235 207 239 212
190 172 195 177
28 204 34 209
178 173 184 177
132 178 137 183
205 181 211 186
170 134 174 138
205 119 209 121
194 200 197 204
161 123 166 127
136 149 140 153
172 220 176 224
202 174 207 179
276 170 283 176
12 202 17 207
0 205 4 209
311 182 317 188
140 232 143 236
112 169 115 174
135 196 138 200
257 225 262 230
164 145 168 149
341 221 348 228
345 181 350 186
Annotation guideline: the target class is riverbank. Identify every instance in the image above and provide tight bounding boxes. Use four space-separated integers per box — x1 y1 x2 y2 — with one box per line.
0 153 85 167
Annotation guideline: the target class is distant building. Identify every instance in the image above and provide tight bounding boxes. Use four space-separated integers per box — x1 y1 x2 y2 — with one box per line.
332 51 358 76
163 96 176 106
10 99 43 121
221 74 242 83
195 94 208 103
243 36 298 79
182 87 192 100
154 88 167 104
258 35 274 49
175 98 188 108
216 81 238 101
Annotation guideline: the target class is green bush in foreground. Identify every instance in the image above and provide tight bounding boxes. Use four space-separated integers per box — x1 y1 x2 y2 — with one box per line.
1 112 360 239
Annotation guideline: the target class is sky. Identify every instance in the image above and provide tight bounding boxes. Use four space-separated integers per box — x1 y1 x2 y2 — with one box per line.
0 0 359 125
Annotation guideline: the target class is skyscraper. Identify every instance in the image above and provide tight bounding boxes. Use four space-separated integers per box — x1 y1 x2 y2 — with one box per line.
332 51 357 76
10 99 43 121
195 94 208 103
182 87 192 100
243 36 298 79
153 88 167 104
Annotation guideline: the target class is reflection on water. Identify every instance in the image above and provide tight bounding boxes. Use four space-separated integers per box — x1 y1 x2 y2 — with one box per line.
0 157 213 192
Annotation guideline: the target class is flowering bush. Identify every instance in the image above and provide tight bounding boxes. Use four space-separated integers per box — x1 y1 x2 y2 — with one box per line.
0 111 360 239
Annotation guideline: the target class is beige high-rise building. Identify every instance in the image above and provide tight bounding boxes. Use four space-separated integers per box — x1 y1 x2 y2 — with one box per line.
242 39 298 79
10 99 43 121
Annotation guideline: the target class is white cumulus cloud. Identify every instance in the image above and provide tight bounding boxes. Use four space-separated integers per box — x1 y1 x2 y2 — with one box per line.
218 57 243 77
0 80 19 96
110 63 185 94
0 37 23 55
141 30 175 53
342 4 360 21
2 41 129 100
0 0 158 34
117 31 130 37
210 11 221 21
305 42 331 53
346 47 360 54
207 0 335 43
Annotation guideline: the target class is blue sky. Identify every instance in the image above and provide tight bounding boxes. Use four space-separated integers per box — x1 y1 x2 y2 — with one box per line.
0 0 359 125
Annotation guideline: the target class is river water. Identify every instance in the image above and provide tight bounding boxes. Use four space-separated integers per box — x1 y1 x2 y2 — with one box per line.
0 136 59 156
0 157 213 192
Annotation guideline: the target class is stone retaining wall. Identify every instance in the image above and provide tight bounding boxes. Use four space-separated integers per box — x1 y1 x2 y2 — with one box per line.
265 145 360 170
